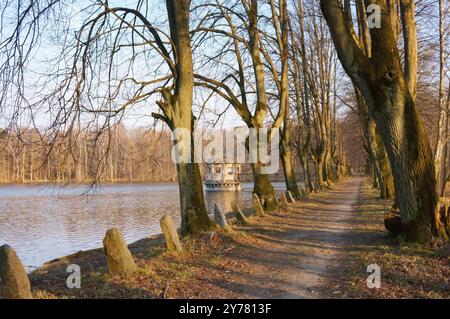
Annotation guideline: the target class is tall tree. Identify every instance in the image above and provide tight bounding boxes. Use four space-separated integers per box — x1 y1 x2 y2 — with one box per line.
154 0 213 235
320 0 449 242
0 0 213 236
262 0 301 198
434 0 449 193
193 0 278 210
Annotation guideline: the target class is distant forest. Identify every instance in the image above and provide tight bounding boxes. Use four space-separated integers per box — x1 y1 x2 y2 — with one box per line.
0 125 177 184
0 124 317 184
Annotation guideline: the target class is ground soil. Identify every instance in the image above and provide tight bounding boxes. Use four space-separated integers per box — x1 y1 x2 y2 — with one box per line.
29 177 450 299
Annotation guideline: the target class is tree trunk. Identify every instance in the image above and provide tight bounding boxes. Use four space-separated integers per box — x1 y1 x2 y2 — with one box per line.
177 160 212 236
321 0 449 243
247 0 278 211
164 0 213 236
251 163 278 211
315 157 324 188
280 120 301 198
434 0 448 191
279 66 300 197
300 154 313 192
375 129 394 199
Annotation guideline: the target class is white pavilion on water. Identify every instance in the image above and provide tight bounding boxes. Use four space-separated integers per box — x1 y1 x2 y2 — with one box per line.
204 163 242 192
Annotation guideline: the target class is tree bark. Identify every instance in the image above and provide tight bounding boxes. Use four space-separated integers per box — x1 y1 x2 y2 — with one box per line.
163 0 213 236
434 0 448 191
281 110 301 198
271 0 301 199
321 0 449 242
247 0 277 210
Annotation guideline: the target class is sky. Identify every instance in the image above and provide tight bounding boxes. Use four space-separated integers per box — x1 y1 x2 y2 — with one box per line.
1 0 446 133
0 0 252 132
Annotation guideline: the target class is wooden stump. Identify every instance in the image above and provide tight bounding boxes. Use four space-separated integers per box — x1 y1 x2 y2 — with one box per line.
103 228 138 275
252 194 265 217
160 215 183 252
214 204 232 232
0 245 33 299
231 201 248 225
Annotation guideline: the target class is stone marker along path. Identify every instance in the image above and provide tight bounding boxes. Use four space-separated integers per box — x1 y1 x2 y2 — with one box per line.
24 177 368 299
160 215 183 252
103 228 138 275
0 245 33 299
214 177 365 299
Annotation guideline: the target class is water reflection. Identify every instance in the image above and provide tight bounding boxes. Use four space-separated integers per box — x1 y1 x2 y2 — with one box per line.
0 182 286 270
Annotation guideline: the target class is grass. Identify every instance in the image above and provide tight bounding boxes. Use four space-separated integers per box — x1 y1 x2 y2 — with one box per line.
29 180 450 299
324 181 450 299
30 223 262 299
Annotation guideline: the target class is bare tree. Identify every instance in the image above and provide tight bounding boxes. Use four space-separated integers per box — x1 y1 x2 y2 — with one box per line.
434 0 450 194
320 0 449 242
259 0 301 198
0 0 213 236
193 0 278 210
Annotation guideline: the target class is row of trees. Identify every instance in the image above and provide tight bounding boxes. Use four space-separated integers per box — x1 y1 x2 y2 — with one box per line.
320 0 449 242
0 0 347 237
0 126 176 183
0 0 448 243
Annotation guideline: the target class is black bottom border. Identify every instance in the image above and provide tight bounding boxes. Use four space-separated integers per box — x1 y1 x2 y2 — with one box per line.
1 299 447 318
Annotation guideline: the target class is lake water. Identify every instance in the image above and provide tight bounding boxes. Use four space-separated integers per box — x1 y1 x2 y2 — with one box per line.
0 182 286 270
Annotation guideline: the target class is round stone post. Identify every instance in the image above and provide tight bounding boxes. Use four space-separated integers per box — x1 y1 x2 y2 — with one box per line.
103 228 138 275
214 204 232 232
280 192 289 207
286 191 295 204
0 245 33 299
252 194 265 217
160 215 183 252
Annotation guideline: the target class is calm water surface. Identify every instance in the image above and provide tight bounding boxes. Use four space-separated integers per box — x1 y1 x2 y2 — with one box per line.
0 182 286 270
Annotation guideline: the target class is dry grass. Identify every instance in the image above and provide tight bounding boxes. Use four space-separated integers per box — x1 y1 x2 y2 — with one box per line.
30 179 450 299
31 228 253 299
324 182 450 299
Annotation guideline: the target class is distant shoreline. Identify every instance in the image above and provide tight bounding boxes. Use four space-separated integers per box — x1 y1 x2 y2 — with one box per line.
0 179 178 187
0 177 288 187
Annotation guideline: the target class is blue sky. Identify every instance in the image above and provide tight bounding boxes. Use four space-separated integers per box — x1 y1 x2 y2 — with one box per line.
0 0 250 131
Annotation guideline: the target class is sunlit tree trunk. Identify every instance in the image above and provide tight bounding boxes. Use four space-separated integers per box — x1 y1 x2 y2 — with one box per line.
434 0 448 192
159 0 213 236
281 106 301 198
321 0 449 242
269 0 301 198
246 0 277 210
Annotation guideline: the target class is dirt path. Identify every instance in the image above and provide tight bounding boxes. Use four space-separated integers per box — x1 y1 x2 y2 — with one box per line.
218 177 365 299
31 177 368 299
30 176 449 299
